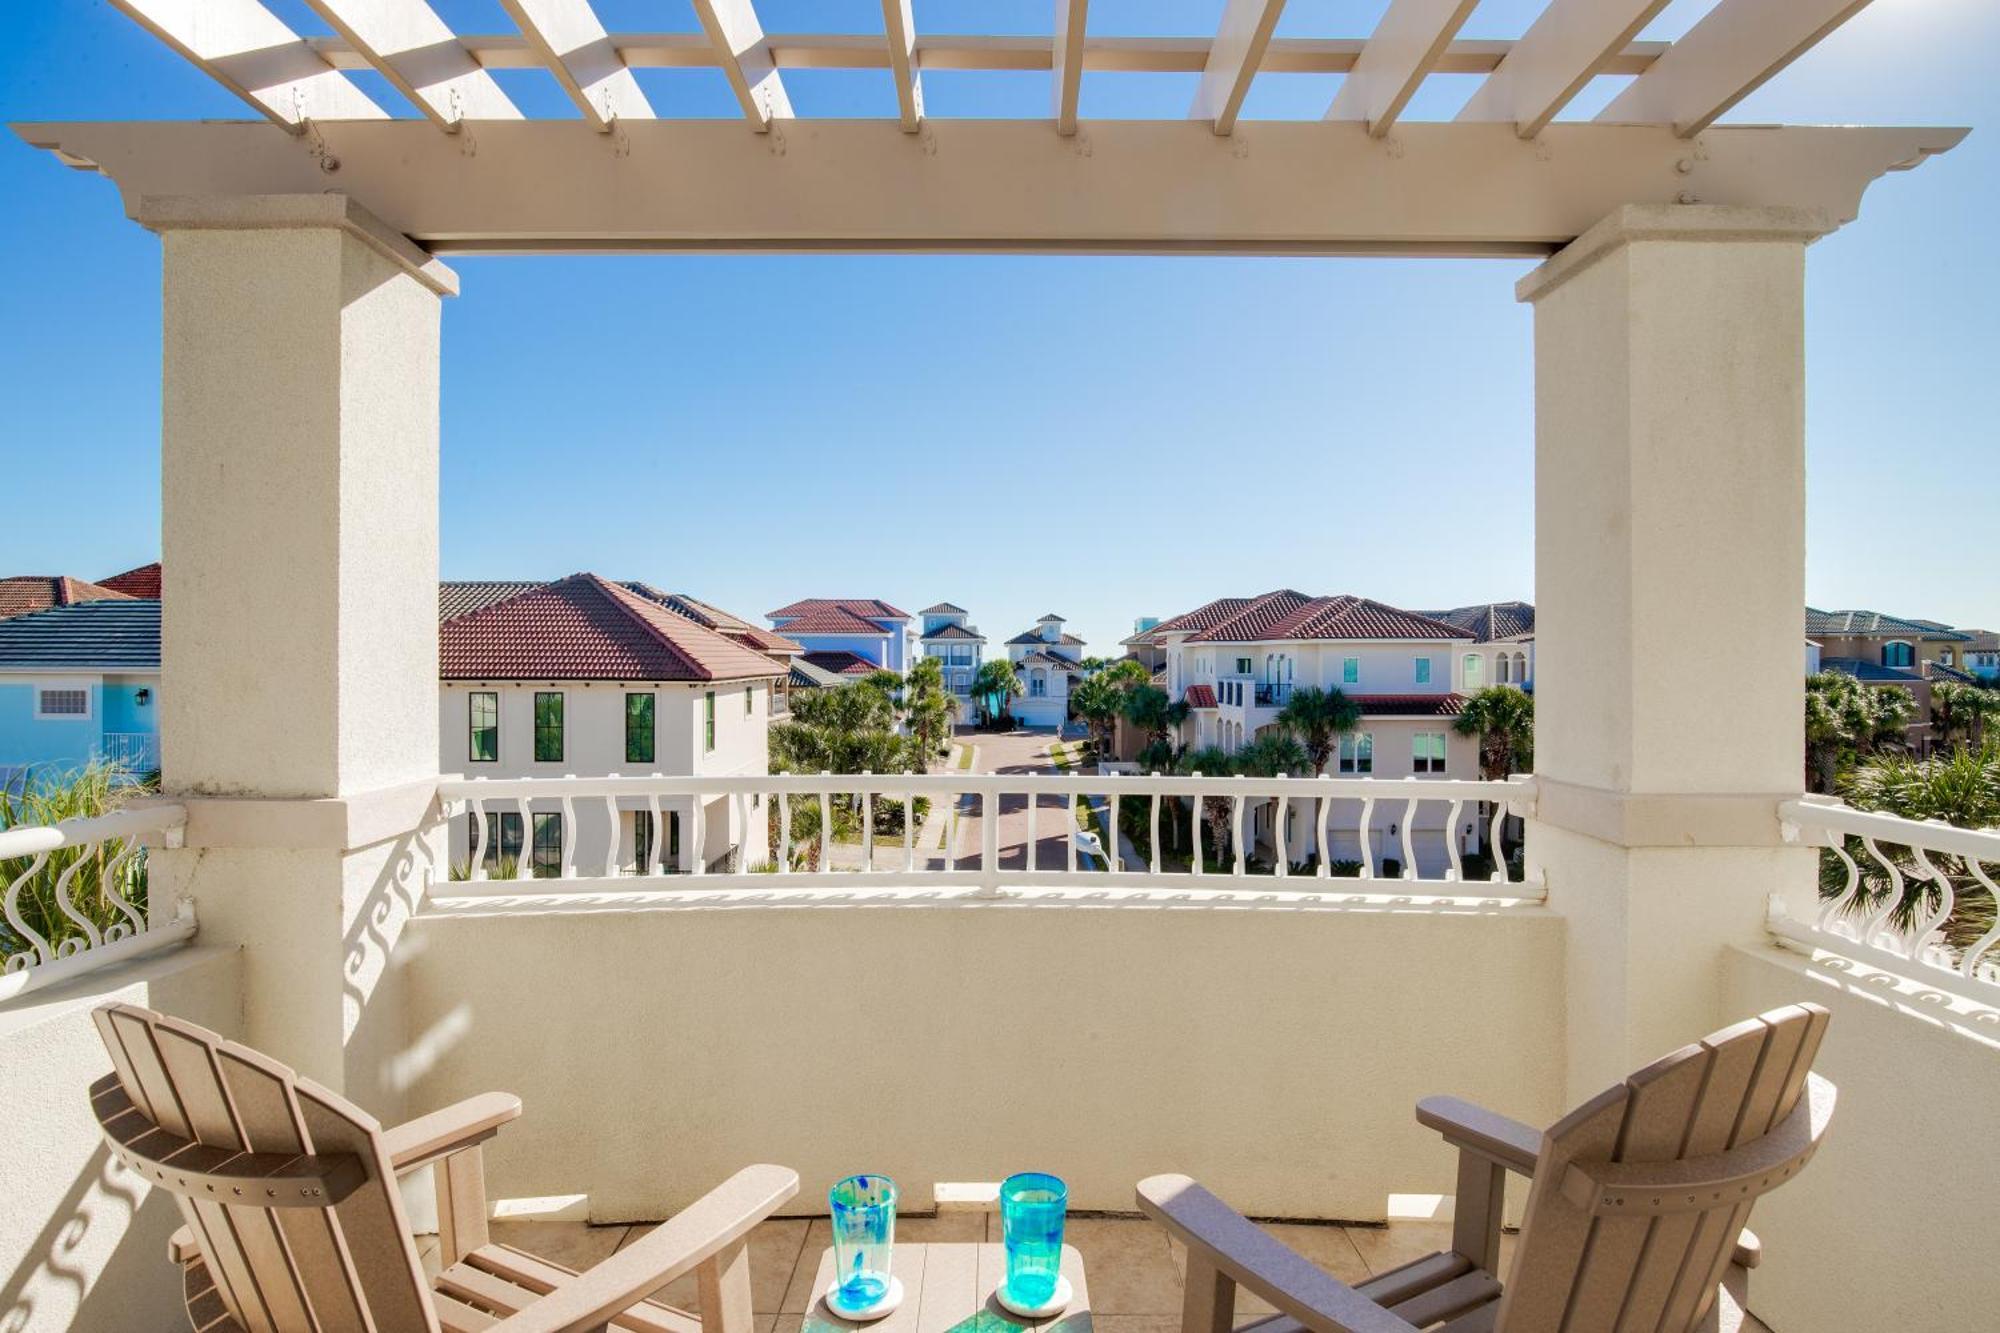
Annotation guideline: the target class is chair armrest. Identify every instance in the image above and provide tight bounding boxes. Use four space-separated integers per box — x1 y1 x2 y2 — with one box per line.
489 1164 799 1333
1733 1229 1762 1270
382 1092 523 1174
1415 1096 1542 1177
1137 1175 1416 1333
168 1225 199 1265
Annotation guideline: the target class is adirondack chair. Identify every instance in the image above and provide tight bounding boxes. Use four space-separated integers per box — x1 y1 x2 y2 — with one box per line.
88 1002 800 1332
1139 1003 1834 1333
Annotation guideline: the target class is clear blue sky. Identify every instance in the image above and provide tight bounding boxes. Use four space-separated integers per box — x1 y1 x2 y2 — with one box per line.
1 1 1993 655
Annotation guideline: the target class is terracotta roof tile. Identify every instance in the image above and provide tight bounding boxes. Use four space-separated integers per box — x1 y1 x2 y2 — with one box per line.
920 601 968 615
98 562 163 600
1352 693 1470 717
1416 601 1536 642
441 574 781 682
623 584 802 655
0 576 134 622
921 623 985 641
1007 630 1087 646
1184 590 1472 643
768 597 910 627
440 580 542 622
801 651 882 676
771 604 903 635
1183 683 1218 709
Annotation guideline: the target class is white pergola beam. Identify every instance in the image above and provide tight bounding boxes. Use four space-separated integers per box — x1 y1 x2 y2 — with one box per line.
883 0 923 132
21 119 1961 258
690 0 791 130
303 33 1667 79
1052 1 1089 136
1598 0 1875 138
1189 0 1288 135
499 0 652 132
1326 0 1480 137
1455 0 1670 139
109 0 386 132
305 0 521 130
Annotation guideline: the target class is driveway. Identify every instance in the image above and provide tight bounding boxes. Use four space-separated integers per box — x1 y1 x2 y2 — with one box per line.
938 729 1083 872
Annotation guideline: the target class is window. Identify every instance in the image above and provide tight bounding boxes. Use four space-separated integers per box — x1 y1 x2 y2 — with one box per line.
1030 671 1047 697
704 690 716 752
533 692 564 762
631 811 681 873
468 691 498 762
1414 658 1432 686
625 693 655 764
1339 733 1374 774
1495 654 1512 684
1235 657 1252 675
36 687 89 718
475 812 523 872
530 813 562 878
1463 654 1485 689
1342 657 1359 685
1512 651 1528 682
1941 649 1955 666
1414 732 1447 774
746 684 755 716
1882 641 1914 669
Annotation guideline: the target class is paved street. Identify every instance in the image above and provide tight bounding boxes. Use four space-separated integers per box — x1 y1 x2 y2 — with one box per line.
939 728 1086 872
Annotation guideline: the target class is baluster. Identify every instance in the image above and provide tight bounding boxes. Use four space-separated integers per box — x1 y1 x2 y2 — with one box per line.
1027 786 1038 876
980 782 1001 890
1816 837 1862 931
1231 786 1245 877
1316 775 1331 878
1105 789 1119 873
97 841 149 939
1358 796 1376 879
470 796 489 881
1149 781 1161 876
50 853 104 955
603 794 618 877
1067 787 1078 874
1398 791 1416 880
736 790 752 873
1190 773 1204 875
559 792 577 879
648 793 665 876
1907 844 1954 965
690 796 705 877
1444 799 1464 883
5 852 54 966
818 772 832 871
1272 776 1288 878
514 800 533 880
904 773 916 871
1959 859 2000 981
779 791 792 873
861 772 874 873
1858 836 1906 950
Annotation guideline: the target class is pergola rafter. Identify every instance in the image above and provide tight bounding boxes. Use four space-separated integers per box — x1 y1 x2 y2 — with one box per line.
1455 0 1672 140
498 0 652 131
1188 0 1289 136
883 0 924 133
302 0 521 130
689 0 790 131
1324 0 1481 137
109 0 387 132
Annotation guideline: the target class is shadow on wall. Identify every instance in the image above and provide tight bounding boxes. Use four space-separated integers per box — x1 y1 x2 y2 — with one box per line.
345 817 447 1117
0 1142 182 1333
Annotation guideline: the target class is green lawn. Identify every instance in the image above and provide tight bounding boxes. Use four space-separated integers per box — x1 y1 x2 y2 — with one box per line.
954 744 975 770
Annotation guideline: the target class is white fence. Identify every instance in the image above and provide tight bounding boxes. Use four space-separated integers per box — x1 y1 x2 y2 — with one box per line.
1776 796 2000 1006
0 802 192 1000
101 731 160 771
435 772 1540 900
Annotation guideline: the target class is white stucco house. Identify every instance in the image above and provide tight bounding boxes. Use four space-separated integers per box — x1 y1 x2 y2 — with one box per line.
1417 600 1536 690
766 597 916 677
438 574 787 876
917 602 983 717
1005 614 1084 728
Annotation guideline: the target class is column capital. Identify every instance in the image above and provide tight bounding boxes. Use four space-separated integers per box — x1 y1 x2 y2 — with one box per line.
135 192 458 296
1517 203 1832 305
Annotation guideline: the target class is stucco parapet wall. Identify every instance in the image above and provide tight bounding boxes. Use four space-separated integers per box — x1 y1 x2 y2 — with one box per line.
135 193 458 297
1529 776 1797 848
135 777 439 852
1515 203 1833 305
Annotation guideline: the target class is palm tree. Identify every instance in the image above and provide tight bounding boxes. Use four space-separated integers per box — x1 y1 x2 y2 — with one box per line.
1803 671 1915 793
1930 681 2000 752
1453 685 1535 865
972 658 1024 727
1174 745 1237 866
902 657 960 770
1121 684 1190 768
1274 685 1361 775
1234 732 1311 869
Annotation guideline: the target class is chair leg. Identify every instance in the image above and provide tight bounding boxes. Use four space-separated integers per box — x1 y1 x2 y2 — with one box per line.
1450 1150 1507 1276
435 1146 492 1267
1182 1252 1237 1333
698 1237 755 1333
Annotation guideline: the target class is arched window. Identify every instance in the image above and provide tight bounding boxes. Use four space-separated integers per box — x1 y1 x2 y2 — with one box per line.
1495 654 1512 684
1513 651 1528 682
1463 654 1484 690
1882 641 1915 669
1030 669 1047 697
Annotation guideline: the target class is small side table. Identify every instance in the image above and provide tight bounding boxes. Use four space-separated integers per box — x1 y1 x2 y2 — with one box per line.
802 1243 1091 1333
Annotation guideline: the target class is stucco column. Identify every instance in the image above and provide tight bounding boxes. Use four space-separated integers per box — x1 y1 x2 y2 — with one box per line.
1520 205 1825 1102
144 196 454 1109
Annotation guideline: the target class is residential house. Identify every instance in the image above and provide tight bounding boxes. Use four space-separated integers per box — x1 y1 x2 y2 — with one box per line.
767 598 915 676
0 599 160 788
1416 600 1535 690
97 562 163 599
917 602 984 719
0 574 132 622
624 585 803 715
439 574 784 876
1005 614 1084 727
1120 617 1168 676
1805 607 1975 753
1150 589 1486 874
1965 631 2000 681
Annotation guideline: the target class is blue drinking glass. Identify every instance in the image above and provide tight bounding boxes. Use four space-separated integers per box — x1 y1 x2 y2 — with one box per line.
828 1174 898 1312
1000 1172 1068 1309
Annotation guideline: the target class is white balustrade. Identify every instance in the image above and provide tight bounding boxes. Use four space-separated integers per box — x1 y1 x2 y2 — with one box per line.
435 773 1540 901
0 802 192 999
1776 797 2000 1003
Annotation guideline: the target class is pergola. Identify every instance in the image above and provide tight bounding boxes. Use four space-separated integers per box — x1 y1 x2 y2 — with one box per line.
5 3 1976 1324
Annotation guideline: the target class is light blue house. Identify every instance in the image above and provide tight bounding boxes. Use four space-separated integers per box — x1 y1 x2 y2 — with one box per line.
0 600 161 790
765 598 916 674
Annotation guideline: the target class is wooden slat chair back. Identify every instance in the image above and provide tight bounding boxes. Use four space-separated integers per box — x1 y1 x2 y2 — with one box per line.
1495 1002 1832 1332
90 1001 438 1332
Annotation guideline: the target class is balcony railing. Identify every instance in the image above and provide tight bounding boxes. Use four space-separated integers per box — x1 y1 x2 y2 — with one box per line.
101 731 159 772
1254 682 1292 707
0 802 192 999
1775 796 2000 1006
435 773 1540 900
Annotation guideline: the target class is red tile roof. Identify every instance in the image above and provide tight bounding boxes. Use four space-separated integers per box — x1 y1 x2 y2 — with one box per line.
0 575 134 622
1174 590 1473 644
801 650 882 676
98 562 162 600
441 574 782 682
1130 596 1256 645
440 580 543 622
624 585 803 656
768 597 910 630
1353 694 1469 717
1183 684 1218 709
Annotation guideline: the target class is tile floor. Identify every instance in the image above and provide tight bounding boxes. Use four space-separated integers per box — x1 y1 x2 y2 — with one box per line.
418 1214 1771 1331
